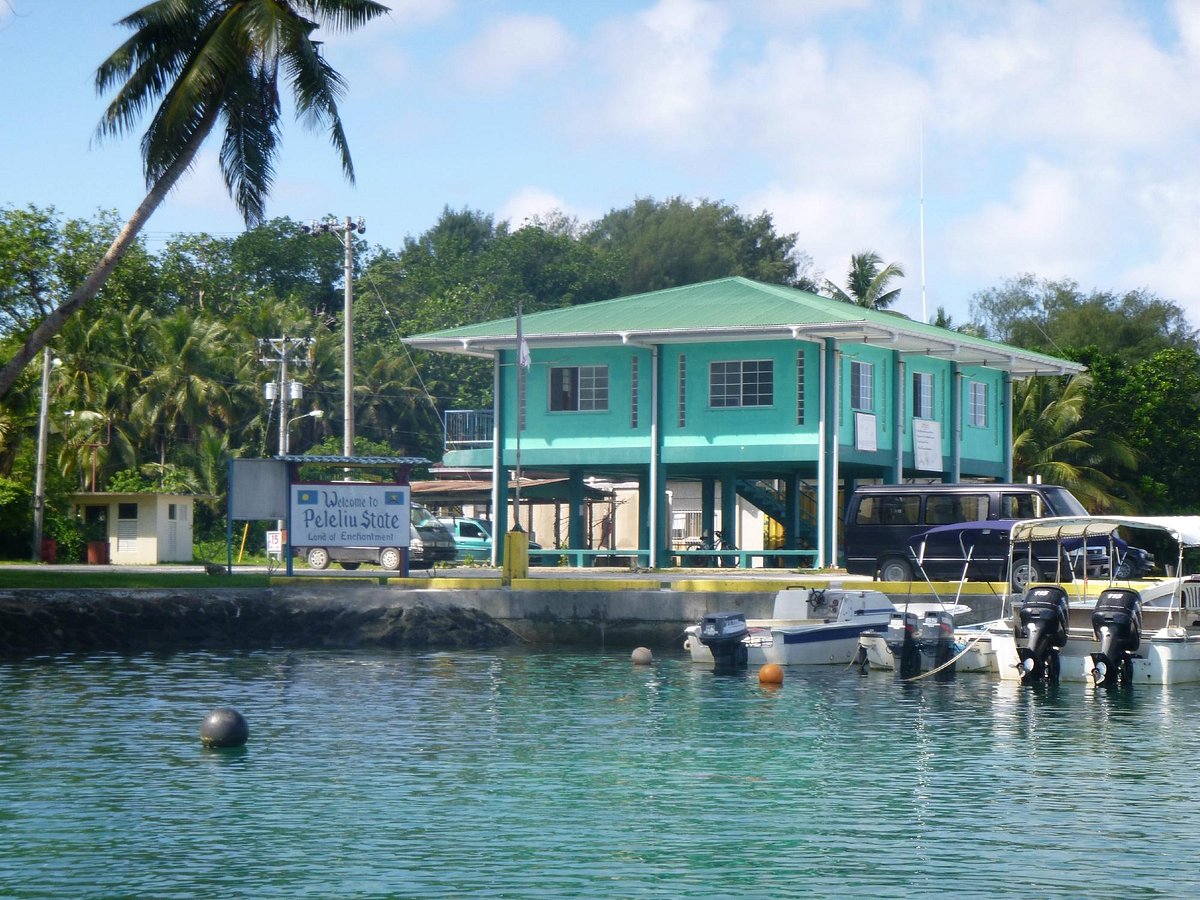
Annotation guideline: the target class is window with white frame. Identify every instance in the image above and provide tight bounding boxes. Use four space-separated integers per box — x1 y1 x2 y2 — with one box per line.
913 371 933 419
850 361 874 411
549 365 608 411
709 359 773 408
969 380 988 426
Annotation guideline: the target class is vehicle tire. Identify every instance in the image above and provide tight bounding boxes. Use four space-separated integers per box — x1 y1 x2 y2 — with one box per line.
1012 559 1043 592
306 547 330 570
379 547 402 571
879 557 913 581
338 562 361 571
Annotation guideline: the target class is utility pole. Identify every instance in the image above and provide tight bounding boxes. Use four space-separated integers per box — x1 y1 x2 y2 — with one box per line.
258 337 314 457
302 215 365 457
31 348 60 561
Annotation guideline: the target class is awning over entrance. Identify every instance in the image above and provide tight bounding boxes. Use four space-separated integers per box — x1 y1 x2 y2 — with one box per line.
411 477 613 506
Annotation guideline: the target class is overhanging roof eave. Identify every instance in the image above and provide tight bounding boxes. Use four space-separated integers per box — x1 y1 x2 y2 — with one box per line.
404 322 1084 375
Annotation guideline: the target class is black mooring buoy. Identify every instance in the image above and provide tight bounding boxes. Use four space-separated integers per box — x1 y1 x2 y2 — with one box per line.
200 707 249 748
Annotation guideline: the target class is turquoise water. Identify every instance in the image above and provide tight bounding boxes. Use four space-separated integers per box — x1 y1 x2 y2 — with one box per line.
3 648 1199 899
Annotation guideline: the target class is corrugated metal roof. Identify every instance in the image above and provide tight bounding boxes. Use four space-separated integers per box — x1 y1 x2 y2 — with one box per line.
403 276 1083 377
280 455 430 466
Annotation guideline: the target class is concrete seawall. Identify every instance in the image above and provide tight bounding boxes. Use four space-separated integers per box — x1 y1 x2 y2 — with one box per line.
0 577 1008 657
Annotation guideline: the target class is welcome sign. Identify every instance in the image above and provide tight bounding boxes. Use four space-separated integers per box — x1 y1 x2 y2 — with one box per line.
290 483 410 547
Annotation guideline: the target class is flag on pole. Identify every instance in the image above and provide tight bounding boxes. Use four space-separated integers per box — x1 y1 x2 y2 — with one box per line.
516 299 530 369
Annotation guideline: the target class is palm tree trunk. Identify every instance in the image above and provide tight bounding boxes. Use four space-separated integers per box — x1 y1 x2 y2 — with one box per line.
0 111 218 399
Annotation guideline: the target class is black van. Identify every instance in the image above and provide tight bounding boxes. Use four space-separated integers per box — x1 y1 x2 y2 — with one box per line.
842 483 1089 581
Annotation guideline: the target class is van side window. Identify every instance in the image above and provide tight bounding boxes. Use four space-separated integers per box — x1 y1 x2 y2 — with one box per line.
855 495 919 526
1002 493 1038 519
926 493 989 525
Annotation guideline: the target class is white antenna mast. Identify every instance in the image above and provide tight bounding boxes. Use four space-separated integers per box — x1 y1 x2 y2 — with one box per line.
920 117 928 323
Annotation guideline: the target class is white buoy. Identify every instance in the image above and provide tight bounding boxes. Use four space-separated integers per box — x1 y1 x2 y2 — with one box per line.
631 647 653 665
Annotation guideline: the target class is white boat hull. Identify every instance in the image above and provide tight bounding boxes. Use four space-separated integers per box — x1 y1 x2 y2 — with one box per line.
684 621 885 667
858 627 999 675
993 626 1200 684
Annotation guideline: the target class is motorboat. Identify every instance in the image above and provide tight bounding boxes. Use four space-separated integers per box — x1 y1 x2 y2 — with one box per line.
856 616 1003 677
683 586 968 669
991 516 1200 685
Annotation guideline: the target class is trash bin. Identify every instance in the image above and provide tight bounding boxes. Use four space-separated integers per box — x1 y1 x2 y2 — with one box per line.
86 540 110 565
40 538 56 563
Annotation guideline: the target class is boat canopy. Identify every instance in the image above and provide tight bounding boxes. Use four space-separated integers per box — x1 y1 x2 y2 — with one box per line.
1008 516 1200 549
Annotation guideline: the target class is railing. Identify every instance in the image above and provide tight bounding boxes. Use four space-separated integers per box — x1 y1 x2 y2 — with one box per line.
525 548 819 568
444 409 494 450
672 549 819 569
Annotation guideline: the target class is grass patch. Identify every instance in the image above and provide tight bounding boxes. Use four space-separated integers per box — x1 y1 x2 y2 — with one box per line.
0 569 271 589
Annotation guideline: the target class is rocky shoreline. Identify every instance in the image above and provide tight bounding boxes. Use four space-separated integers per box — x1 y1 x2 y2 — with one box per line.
0 588 520 657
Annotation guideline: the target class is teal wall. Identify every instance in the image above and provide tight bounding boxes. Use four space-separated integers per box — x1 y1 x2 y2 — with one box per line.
659 340 820 465
440 341 1009 477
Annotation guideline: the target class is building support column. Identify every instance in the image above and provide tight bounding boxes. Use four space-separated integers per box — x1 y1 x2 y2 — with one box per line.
649 344 667 567
702 478 716 544
1003 372 1014 481
568 467 586 563
819 339 840 568
637 467 650 562
720 469 738 550
490 351 508 564
951 364 961 483
892 356 905 483
784 472 801 551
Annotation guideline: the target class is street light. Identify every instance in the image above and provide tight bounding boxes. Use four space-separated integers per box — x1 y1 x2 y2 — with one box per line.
283 409 324 456
31 350 61 562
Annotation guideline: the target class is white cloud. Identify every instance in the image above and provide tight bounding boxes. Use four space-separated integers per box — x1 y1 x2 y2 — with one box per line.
1123 175 1200 318
589 0 732 145
497 187 583 230
453 15 572 92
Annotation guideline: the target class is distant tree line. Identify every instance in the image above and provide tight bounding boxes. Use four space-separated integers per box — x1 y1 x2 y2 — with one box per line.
2 195 1198 559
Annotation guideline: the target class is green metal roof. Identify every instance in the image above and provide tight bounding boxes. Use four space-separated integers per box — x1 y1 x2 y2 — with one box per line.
403 276 1083 377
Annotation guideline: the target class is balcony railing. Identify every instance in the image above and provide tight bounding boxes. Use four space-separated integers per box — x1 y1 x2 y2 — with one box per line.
444 409 494 451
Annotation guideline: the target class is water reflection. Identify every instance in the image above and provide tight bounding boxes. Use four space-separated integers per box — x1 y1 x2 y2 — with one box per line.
5 649 1200 897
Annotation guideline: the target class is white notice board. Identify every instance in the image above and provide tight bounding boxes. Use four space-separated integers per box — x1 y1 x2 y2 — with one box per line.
913 419 943 472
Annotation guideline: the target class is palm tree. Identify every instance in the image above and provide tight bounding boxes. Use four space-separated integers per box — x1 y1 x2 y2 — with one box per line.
1012 373 1139 513
0 0 388 399
825 251 905 310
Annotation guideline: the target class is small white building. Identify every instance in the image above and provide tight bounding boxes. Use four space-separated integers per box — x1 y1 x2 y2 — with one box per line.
70 492 197 565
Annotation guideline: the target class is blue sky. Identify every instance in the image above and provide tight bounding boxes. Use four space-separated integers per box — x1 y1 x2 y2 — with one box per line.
3 0 1199 327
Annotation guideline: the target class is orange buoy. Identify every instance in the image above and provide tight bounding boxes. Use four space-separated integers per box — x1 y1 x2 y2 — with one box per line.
758 663 784 684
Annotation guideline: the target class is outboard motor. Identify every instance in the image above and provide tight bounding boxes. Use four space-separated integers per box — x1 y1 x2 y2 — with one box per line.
1089 588 1142 687
697 611 749 671
885 610 922 679
1015 586 1071 683
916 609 957 680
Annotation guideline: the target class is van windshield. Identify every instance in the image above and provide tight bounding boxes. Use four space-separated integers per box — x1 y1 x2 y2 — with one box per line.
1040 487 1089 516
411 504 438 527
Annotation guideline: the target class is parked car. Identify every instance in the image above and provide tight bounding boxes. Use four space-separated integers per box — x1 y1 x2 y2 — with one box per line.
437 516 545 565
296 502 456 571
843 482 1090 580
903 519 1155 590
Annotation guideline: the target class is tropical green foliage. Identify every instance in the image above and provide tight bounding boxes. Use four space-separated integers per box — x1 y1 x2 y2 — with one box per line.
0 0 387 399
972 276 1200 513
824 251 905 309
1011 373 1139 513
584 196 816 296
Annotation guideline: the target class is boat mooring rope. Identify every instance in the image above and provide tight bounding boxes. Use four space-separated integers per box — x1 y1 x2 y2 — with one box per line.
900 626 994 683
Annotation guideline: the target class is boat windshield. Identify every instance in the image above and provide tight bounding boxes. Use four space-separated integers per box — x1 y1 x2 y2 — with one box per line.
1041 487 1089 516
